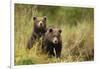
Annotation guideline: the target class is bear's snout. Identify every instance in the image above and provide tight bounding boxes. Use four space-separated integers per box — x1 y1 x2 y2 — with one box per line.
53 37 58 44
38 21 44 27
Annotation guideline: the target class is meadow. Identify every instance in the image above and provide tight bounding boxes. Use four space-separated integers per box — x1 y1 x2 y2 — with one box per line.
14 4 94 65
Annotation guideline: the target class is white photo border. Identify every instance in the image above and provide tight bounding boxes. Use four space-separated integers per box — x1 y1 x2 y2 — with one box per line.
11 0 95 69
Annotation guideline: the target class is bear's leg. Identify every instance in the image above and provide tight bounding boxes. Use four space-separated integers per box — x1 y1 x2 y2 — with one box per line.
55 46 62 58
50 48 55 57
48 47 54 58
41 40 47 53
27 34 36 49
27 38 33 49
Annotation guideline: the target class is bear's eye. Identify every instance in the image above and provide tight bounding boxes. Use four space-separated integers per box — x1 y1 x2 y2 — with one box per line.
58 30 62 33
49 29 53 33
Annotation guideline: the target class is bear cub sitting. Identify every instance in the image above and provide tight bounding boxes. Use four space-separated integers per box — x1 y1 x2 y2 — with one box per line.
27 16 47 49
42 26 62 58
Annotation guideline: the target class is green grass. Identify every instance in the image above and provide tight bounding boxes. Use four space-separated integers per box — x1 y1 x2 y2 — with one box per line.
14 4 94 65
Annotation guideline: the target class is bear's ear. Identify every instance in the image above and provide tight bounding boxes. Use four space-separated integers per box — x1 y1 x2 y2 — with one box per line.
33 16 37 20
59 29 62 33
49 28 53 33
43 16 46 21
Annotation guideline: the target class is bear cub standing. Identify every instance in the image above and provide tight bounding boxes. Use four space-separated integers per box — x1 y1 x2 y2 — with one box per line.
42 26 62 58
27 16 47 49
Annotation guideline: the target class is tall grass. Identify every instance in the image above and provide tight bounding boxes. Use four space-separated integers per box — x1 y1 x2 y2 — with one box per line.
14 4 94 65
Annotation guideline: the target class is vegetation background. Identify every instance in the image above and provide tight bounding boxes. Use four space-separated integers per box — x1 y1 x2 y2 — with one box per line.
14 3 94 65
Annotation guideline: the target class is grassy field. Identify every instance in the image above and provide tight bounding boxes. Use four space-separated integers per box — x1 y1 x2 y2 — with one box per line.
14 4 94 65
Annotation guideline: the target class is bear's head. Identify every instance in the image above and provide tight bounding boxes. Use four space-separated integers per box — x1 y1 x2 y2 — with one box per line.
33 16 46 29
46 27 62 45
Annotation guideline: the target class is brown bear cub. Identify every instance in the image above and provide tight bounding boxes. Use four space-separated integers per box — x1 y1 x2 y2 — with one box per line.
27 16 47 49
42 26 62 58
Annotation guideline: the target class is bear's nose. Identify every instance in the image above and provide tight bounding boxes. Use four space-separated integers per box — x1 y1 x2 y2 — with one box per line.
53 37 58 44
54 40 58 44
40 23 42 26
55 40 57 43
